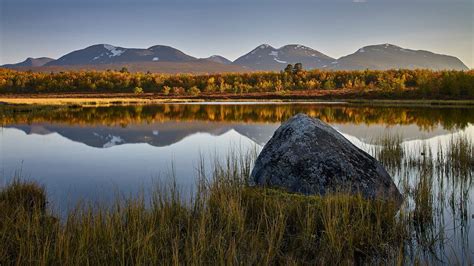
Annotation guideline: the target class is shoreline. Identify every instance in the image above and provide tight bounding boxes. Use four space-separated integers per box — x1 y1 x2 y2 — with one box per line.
1 94 474 107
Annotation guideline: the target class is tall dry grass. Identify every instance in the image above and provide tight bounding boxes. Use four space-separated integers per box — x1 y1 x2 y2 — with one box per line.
1 134 473 264
1 157 405 265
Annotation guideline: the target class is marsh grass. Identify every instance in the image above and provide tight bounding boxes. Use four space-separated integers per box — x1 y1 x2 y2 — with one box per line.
446 134 474 177
1 134 473 264
371 133 473 263
371 133 405 170
1 156 407 265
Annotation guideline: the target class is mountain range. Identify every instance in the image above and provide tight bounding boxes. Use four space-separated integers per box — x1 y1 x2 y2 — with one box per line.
2 43 469 73
330 44 468 71
233 44 335 70
7 121 453 149
2 57 55 68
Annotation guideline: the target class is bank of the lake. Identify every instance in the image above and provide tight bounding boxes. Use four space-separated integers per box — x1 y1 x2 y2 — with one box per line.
2 93 474 107
1 68 473 106
0 175 406 265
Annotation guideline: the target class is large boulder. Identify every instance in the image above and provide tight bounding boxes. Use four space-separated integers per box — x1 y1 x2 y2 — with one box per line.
251 113 402 202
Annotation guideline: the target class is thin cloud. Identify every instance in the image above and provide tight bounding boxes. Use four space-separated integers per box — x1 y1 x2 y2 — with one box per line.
353 0 367 3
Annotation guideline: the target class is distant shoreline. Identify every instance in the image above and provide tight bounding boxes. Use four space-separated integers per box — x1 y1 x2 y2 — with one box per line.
1 93 474 107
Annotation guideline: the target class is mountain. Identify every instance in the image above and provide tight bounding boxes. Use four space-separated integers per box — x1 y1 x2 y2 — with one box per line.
329 44 469 71
203 55 232 65
4 44 246 73
2 43 469 73
232 44 335 71
7 120 452 149
46 44 196 66
2 57 54 68
9 61 247 74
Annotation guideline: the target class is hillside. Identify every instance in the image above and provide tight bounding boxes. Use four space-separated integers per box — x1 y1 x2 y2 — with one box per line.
9 60 247 74
202 55 232 65
329 44 468 71
45 44 196 66
2 43 469 73
2 57 55 67
233 44 334 71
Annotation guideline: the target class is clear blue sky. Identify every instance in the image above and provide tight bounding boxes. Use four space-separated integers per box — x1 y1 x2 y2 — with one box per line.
1 0 472 68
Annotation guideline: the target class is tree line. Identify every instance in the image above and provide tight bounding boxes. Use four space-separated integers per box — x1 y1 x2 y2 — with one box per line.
0 66 473 98
2 104 472 130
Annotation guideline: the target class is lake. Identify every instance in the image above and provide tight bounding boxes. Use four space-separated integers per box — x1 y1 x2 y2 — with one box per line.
1 102 473 262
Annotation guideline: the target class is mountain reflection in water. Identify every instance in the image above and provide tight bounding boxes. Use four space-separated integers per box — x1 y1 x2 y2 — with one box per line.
1 103 473 262
1 103 471 205
2 103 472 148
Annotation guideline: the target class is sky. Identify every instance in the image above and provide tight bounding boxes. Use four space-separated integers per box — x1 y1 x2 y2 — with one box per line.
1 0 473 68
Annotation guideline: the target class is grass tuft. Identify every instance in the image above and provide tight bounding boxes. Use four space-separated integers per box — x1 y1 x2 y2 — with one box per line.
372 133 405 170
1 133 473 264
1 164 407 264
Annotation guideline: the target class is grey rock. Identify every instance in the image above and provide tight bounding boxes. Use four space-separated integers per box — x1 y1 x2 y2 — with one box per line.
251 113 402 202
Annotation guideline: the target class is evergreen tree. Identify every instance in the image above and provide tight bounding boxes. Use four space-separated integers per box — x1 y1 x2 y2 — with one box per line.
293 63 303 74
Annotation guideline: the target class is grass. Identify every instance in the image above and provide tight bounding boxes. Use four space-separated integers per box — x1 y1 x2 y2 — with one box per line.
374 133 473 262
2 95 474 107
1 162 406 265
346 99 474 107
371 133 405 170
1 134 473 264
446 134 474 176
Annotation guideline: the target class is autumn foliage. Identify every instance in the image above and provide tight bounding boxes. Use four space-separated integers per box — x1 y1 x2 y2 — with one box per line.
0 68 473 99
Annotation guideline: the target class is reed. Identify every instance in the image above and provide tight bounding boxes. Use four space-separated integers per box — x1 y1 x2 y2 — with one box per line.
1 133 473 264
1 160 406 265
372 133 404 170
446 134 473 177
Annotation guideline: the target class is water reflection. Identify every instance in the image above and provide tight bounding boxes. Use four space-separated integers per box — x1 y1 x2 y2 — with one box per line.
0 103 473 262
2 103 473 129
2 103 472 148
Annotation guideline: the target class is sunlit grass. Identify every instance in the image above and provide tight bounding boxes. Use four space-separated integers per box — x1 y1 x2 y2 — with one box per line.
1 134 473 264
1 158 406 265
372 133 404 170
446 134 473 177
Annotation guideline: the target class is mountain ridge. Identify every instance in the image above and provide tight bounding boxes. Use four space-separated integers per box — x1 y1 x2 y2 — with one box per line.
232 44 335 71
2 57 55 67
202 55 232 65
329 43 468 71
45 44 197 66
2 43 469 72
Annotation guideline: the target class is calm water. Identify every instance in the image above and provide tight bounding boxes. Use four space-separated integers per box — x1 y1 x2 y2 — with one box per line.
1 102 473 262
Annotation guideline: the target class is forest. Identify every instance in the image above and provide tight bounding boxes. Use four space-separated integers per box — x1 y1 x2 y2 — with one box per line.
2 103 473 131
0 66 473 99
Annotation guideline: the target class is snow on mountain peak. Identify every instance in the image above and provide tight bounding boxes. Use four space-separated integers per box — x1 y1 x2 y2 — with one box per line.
92 53 104 60
274 58 287 64
103 44 116 50
269 51 278 56
103 44 125 57
295 44 310 50
268 50 287 63
250 44 272 55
